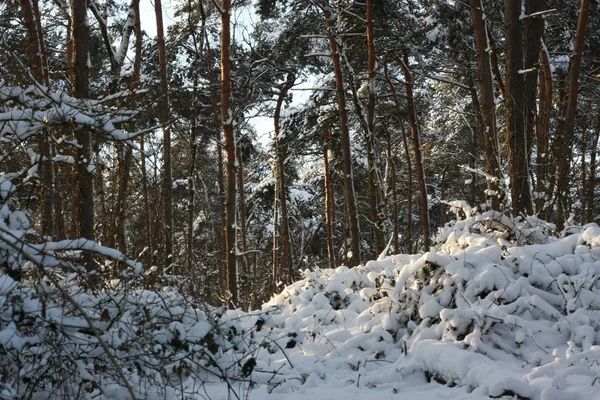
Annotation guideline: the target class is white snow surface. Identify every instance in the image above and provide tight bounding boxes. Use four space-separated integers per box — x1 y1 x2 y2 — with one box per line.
212 210 600 400
2 205 600 399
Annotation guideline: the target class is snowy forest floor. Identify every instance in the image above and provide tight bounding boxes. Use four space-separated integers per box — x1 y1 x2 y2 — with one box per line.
2 207 600 399
174 209 600 400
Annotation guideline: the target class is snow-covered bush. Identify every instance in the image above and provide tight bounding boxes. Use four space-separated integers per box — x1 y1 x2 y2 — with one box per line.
259 208 600 398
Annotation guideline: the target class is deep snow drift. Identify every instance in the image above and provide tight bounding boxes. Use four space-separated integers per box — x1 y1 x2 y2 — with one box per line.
234 209 600 400
2 207 600 399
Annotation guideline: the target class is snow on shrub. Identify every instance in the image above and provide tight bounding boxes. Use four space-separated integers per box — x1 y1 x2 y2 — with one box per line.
2 186 599 398
0 176 304 399
261 209 600 398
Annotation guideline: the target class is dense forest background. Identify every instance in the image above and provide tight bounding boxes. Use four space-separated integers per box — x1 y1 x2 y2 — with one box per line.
1 0 599 309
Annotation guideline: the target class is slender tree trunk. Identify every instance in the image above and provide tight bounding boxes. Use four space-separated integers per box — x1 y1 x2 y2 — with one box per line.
535 26 552 216
114 0 142 255
469 0 502 208
140 137 151 266
384 64 413 254
468 82 484 205
20 0 54 237
385 125 399 253
488 33 506 102
154 0 173 269
366 0 383 257
400 121 414 254
71 0 96 274
187 80 199 275
323 125 336 269
206 46 226 291
236 144 247 282
113 145 132 253
95 145 107 245
586 110 600 222
217 0 238 306
581 136 588 222
272 163 279 283
64 18 77 241
504 0 533 216
523 0 543 162
324 8 361 267
555 0 591 230
398 55 430 250
274 73 295 280
440 166 449 227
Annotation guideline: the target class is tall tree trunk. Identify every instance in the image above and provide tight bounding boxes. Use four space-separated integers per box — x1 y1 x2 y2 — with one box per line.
384 64 413 254
586 110 600 222
487 33 506 102
140 137 152 267
440 166 449 227
65 17 77 241
324 8 361 267
385 125 399 253
274 73 295 280
216 0 238 306
504 0 533 216
535 27 552 216
398 55 430 250
154 0 173 269
112 0 141 256
523 0 544 162
366 0 384 256
323 124 336 269
20 0 54 237
71 0 96 274
469 0 502 209
207 45 226 291
187 81 199 275
236 144 247 282
555 0 591 230
400 121 414 254
113 144 132 253
272 163 279 283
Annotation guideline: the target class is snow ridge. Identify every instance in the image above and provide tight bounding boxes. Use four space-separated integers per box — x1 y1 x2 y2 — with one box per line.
257 210 600 399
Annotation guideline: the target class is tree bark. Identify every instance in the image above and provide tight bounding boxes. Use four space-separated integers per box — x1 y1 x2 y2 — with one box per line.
366 0 384 256
274 73 295 280
555 0 591 230
236 144 248 283
535 27 552 216
385 125 399 253
216 0 238 306
523 0 544 162
154 0 173 269
384 64 413 254
323 125 336 269
324 7 361 267
504 0 533 216
586 110 600 222
206 45 226 290
398 55 430 250
272 163 279 283
20 0 54 237
187 78 199 275
469 0 502 209
487 33 506 102
70 0 96 274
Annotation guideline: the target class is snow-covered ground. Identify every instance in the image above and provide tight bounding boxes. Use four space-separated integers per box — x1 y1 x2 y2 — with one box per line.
2 206 600 399
195 209 600 400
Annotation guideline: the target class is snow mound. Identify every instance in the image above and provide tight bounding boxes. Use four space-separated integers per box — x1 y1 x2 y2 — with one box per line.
255 211 600 398
2 206 599 398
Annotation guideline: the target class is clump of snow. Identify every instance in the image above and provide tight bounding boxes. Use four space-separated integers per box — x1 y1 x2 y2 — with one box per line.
2 202 600 398
252 210 600 398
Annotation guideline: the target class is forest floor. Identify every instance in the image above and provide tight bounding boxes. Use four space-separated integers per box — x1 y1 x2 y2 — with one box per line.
189 209 600 400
